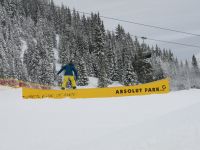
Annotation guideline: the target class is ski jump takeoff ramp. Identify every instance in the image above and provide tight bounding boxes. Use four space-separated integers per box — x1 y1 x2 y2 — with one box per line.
22 79 170 99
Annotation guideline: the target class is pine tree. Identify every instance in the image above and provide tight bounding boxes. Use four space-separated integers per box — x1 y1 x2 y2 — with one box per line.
184 60 191 88
93 24 108 87
134 43 153 83
0 6 10 78
23 40 39 83
104 31 115 80
77 58 89 86
115 25 126 82
0 40 10 78
175 60 188 90
36 18 55 85
122 62 138 86
58 26 71 65
191 55 200 88
150 49 164 81
0 0 4 6
192 55 199 74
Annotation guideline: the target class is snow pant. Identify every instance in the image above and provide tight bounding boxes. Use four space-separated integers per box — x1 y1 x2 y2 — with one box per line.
62 76 77 89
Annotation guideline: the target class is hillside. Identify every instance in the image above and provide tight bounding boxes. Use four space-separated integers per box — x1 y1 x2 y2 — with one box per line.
1 0 200 90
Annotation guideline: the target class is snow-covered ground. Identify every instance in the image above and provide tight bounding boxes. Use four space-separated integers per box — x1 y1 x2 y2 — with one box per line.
76 77 122 89
0 87 200 150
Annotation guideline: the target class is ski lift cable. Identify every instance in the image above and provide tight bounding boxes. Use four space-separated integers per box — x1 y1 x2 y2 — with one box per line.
76 10 200 37
32 2 200 37
146 37 200 49
75 10 200 49
131 35 200 49
76 11 200 49
35 3 200 37
15 2 200 49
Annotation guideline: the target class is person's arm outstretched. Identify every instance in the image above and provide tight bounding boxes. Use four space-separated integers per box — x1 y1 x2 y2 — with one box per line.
57 66 65 75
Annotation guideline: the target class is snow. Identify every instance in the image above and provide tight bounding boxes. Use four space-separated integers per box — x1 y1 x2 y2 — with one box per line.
53 47 61 71
109 80 123 87
77 77 99 88
0 87 200 150
0 86 13 91
77 77 122 88
20 39 28 60
54 35 62 72
77 77 122 89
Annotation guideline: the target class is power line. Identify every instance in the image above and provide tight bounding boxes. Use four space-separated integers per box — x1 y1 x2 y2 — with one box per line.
145 37 200 49
129 34 200 49
14 2 200 49
14 1 200 37
38 3 200 37
76 10 200 37
75 11 200 49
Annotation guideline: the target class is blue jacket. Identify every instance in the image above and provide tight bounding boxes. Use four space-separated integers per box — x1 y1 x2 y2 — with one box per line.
57 63 78 79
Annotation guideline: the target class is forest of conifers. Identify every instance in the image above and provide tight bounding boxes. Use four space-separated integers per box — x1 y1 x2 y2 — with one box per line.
0 0 200 90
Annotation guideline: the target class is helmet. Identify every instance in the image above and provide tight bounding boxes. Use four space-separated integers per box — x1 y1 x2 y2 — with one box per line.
69 58 75 64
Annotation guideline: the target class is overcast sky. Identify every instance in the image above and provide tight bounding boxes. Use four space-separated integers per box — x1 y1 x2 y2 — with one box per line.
54 0 200 60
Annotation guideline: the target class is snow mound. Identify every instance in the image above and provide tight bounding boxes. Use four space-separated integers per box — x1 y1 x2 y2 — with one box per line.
0 89 200 150
82 77 98 88
0 86 15 91
84 101 200 150
109 81 122 87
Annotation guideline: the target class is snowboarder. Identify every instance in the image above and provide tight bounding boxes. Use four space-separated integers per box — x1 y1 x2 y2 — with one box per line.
57 60 78 90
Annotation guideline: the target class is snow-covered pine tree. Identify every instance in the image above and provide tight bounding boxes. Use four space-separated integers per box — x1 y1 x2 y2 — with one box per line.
0 0 4 6
150 48 165 81
121 33 138 85
122 62 138 86
134 43 153 83
93 24 108 87
10 15 28 81
77 58 89 86
35 18 55 85
115 25 126 82
0 40 10 78
1 7 20 80
191 55 200 88
175 61 189 90
104 31 115 80
23 39 39 83
184 60 191 88
58 25 72 65
0 5 10 79
165 51 178 90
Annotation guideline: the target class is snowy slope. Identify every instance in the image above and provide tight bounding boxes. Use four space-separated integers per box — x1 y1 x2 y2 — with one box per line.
0 88 200 150
84 101 200 150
